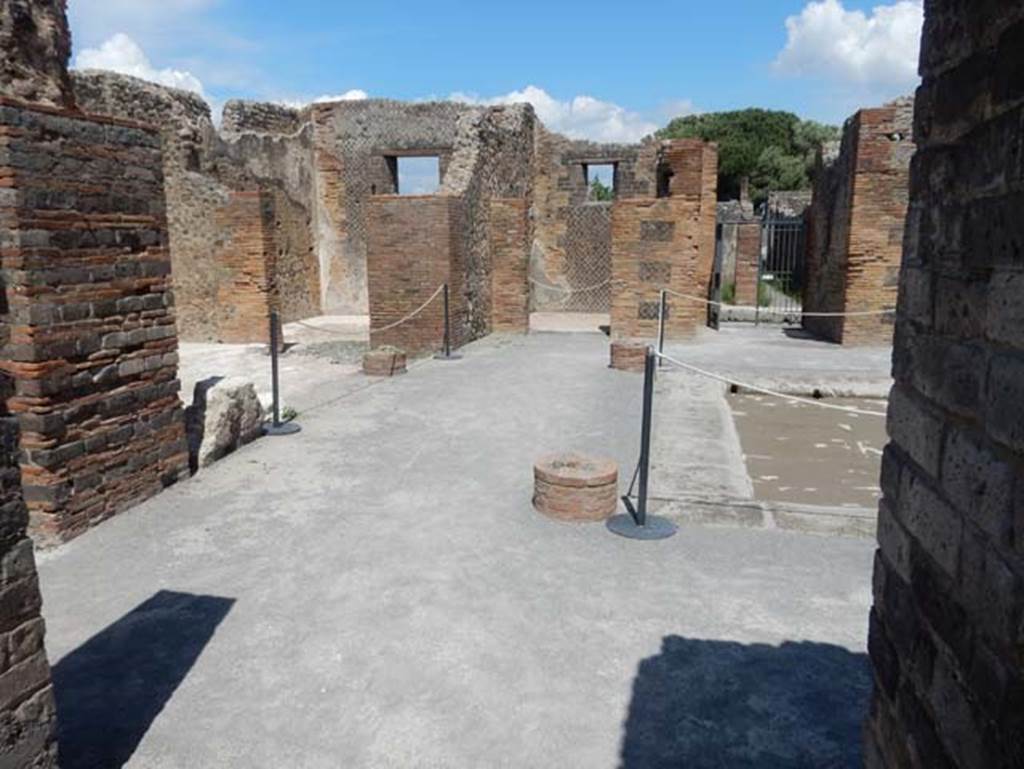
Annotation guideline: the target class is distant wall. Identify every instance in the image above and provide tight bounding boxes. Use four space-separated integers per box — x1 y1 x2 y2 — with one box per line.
366 196 463 355
531 128 658 312
804 98 913 344
611 140 718 340
73 73 320 343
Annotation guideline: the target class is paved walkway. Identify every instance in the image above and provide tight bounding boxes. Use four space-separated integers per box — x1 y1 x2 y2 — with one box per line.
38 332 875 768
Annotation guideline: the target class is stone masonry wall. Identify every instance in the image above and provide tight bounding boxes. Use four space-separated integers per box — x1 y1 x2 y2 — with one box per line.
531 127 658 312
73 73 320 342
0 0 71 109
865 4 1024 767
804 98 914 344
611 139 718 340
366 195 464 355
0 98 189 544
0 372 57 768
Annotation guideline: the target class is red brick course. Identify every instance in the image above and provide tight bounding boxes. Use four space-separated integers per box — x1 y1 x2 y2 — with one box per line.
732 221 761 306
489 198 529 333
611 140 717 341
0 98 189 545
365 195 465 356
609 340 647 372
362 349 407 377
533 453 618 522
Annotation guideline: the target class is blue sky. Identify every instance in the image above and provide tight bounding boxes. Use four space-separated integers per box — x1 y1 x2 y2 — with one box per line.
66 0 923 141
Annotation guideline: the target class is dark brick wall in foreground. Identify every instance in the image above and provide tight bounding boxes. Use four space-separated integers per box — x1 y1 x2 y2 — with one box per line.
865 2 1024 766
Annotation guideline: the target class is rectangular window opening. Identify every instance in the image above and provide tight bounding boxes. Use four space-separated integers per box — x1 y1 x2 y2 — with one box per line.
396 156 441 195
585 163 616 201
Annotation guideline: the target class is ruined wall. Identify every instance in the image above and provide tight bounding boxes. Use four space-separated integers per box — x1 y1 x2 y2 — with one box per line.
0 0 71 109
0 98 189 544
531 129 658 312
865 4 1024 766
610 140 718 340
490 198 530 333
804 99 913 344
310 100 470 315
73 74 320 342
366 196 464 355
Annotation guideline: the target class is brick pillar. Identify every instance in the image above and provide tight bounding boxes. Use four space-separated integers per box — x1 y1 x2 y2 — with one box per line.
0 387 57 766
0 99 189 544
489 198 529 333
865 4 1024 767
732 221 761 306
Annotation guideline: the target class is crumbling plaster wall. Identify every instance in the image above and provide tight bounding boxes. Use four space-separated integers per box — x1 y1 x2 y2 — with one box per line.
310 100 471 315
0 0 71 109
530 128 658 312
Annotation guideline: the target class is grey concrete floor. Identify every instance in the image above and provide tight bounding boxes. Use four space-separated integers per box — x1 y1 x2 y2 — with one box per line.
38 332 876 769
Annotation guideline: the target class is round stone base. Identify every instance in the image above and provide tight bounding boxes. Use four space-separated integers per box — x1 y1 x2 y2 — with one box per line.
609 339 647 372
533 453 618 522
363 348 407 377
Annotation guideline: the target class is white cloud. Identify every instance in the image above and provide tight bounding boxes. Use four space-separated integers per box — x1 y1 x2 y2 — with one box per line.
313 91 369 104
68 0 219 45
449 85 660 143
774 0 923 88
74 33 205 95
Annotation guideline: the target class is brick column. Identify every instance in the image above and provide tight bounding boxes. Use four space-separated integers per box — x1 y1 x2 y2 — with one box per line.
0 99 189 544
865 4 1024 766
732 221 761 306
0 363 56 766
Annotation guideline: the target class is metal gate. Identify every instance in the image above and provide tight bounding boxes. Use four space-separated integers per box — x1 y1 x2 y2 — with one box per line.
755 205 806 324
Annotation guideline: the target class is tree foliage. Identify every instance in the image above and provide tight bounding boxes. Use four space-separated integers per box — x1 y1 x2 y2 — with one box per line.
657 109 840 203
589 177 614 202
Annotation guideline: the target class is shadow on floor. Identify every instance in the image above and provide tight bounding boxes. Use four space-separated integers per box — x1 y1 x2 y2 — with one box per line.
53 590 235 769
619 635 871 769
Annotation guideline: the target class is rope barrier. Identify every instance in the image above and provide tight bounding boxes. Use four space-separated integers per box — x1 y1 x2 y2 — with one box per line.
653 350 888 417
289 284 446 339
528 275 611 294
662 288 896 318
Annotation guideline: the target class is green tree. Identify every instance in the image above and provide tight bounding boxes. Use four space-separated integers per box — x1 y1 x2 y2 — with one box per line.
589 177 614 201
657 109 840 204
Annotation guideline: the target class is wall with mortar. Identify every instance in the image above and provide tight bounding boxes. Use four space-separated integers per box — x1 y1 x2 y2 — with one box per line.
309 100 471 315
530 128 658 313
610 140 718 340
72 74 320 343
804 98 914 345
865 3 1024 766
365 195 464 355
0 373 57 767
0 0 71 109
490 198 530 333
0 97 190 544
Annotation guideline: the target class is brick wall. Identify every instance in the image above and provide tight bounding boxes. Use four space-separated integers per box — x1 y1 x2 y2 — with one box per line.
365 195 464 355
490 198 529 333
73 72 321 342
804 99 913 345
0 98 189 544
865 4 1024 767
733 221 761 305
0 381 57 767
530 127 659 312
211 190 275 344
610 140 717 341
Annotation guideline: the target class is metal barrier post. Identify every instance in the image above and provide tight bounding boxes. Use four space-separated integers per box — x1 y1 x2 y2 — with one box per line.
434 283 462 361
607 347 677 540
263 311 301 436
657 289 667 368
